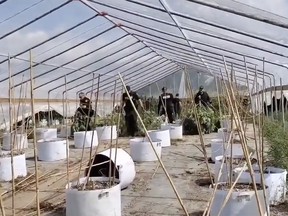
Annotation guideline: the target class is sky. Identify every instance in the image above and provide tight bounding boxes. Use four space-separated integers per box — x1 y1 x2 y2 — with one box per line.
0 0 288 99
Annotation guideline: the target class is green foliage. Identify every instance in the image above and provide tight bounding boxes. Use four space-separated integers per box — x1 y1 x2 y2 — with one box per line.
263 118 288 169
140 110 163 131
181 106 220 134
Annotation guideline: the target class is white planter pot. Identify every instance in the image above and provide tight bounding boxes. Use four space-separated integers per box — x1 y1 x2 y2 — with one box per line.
211 140 244 162
0 153 27 181
66 177 121 216
59 125 71 138
2 133 28 150
96 126 117 141
147 129 171 147
160 123 183 140
210 183 269 216
86 148 135 190
234 166 287 205
74 131 98 149
37 138 68 161
36 128 57 140
129 137 161 162
214 155 246 183
217 128 230 142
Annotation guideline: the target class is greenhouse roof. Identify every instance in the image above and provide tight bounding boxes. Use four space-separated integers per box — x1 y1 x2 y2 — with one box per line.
0 0 288 99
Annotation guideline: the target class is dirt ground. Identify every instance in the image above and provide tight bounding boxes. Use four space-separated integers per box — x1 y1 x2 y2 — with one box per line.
0 124 287 216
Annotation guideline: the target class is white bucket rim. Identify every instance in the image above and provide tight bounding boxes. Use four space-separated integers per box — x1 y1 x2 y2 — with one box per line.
37 138 67 143
66 177 120 190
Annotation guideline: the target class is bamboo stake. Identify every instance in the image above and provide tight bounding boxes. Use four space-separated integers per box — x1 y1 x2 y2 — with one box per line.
8 54 16 216
113 87 123 185
64 75 70 186
85 75 101 182
215 77 222 117
244 60 269 215
29 50 41 216
76 73 95 187
118 72 189 216
222 56 264 215
184 68 214 185
155 82 168 123
280 78 285 129
109 81 117 187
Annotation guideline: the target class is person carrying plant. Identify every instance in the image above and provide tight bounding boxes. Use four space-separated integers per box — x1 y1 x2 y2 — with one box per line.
158 87 175 123
122 86 143 137
194 86 212 108
173 93 182 119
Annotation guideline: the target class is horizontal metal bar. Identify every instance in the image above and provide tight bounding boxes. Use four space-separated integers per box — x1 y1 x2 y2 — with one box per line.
103 67 180 95
0 0 71 41
125 0 288 49
1 25 117 85
79 57 170 93
130 27 287 69
0 14 98 64
62 48 154 93
33 34 132 90
96 63 179 94
186 0 288 29
156 48 265 80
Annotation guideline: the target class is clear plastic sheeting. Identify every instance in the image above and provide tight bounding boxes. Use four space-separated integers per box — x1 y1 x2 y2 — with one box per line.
0 0 287 101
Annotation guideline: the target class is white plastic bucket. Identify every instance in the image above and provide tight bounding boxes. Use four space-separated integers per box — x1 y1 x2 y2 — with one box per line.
211 139 225 162
36 128 57 140
2 133 28 150
37 138 68 161
85 148 135 190
214 155 246 183
96 126 117 141
66 177 121 216
59 125 71 138
217 128 230 142
147 129 171 147
210 183 269 216
74 131 98 149
0 153 27 181
211 140 243 162
129 137 161 162
160 123 183 140
234 166 287 205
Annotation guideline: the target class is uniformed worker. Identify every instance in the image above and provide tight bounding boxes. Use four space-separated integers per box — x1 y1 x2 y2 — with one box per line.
158 87 175 123
77 92 94 130
194 86 211 108
122 86 143 137
173 93 181 119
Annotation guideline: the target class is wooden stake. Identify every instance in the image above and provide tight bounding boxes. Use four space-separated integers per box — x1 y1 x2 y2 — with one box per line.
109 81 117 187
64 75 70 186
29 50 41 216
8 54 16 216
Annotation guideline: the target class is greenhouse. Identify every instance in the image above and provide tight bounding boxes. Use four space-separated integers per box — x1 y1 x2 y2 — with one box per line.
0 0 287 216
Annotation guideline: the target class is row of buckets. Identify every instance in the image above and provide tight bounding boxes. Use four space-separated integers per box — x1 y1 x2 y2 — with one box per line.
208 127 287 216
0 123 184 216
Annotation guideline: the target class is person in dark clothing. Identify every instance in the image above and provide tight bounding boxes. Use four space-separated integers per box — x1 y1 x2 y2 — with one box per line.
194 86 211 108
76 92 94 130
173 93 181 119
122 86 143 137
158 87 175 123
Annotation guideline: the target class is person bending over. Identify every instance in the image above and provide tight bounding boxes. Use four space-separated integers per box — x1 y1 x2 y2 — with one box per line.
158 87 175 123
194 86 211 108
122 86 143 137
